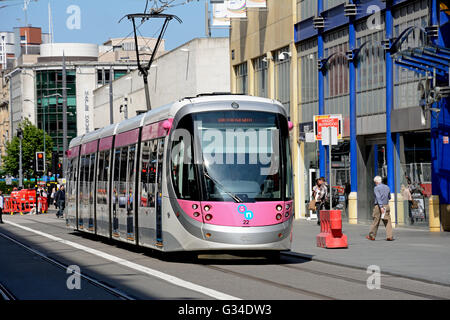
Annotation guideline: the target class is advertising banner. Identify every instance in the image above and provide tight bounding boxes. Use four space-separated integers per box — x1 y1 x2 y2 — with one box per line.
247 0 267 8
313 114 343 141
212 0 247 26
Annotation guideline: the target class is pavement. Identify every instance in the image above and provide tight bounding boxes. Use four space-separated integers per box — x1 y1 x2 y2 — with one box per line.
289 219 450 286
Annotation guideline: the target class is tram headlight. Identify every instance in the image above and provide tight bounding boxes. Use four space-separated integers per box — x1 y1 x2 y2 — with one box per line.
192 204 198 210
205 214 213 221
276 213 282 220
204 205 211 212
276 205 283 212
193 212 200 218
286 204 290 210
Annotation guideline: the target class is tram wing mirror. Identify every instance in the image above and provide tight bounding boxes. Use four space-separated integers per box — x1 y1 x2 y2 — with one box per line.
288 121 294 131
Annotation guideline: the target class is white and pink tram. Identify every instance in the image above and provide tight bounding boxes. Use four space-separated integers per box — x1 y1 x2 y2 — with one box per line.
65 94 294 252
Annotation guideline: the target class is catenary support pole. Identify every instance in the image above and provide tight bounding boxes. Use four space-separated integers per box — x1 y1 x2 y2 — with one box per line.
62 53 68 177
348 0 358 223
318 0 325 177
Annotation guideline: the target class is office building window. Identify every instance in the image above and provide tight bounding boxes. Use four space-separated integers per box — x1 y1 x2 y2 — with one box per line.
356 19 386 116
298 39 318 124
323 0 345 11
298 0 317 21
254 56 268 98
324 28 349 118
36 70 77 156
235 62 248 95
274 46 291 117
393 0 429 110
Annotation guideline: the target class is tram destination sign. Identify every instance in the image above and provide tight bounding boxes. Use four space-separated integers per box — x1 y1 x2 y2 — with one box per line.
313 114 343 141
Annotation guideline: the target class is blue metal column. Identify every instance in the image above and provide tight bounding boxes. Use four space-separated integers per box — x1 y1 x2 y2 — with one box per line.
429 0 448 231
349 0 357 194
385 1 395 192
318 0 326 176
431 0 443 198
395 132 401 225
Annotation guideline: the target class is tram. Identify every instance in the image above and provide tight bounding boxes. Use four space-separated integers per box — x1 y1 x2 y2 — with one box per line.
65 94 294 252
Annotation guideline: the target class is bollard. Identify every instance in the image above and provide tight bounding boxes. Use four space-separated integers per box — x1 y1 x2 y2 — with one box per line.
316 210 348 248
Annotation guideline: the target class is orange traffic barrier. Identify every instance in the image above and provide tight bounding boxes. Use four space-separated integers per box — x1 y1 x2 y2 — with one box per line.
316 210 348 249
37 196 48 214
3 190 39 215
3 196 12 214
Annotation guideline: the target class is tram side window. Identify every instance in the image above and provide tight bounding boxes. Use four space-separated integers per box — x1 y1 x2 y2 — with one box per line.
71 157 78 198
113 148 121 206
79 156 85 191
119 146 128 208
127 145 136 211
285 137 293 200
103 151 110 204
140 140 158 207
171 135 198 200
97 150 110 205
96 152 105 205
84 155 90 203
89 153 96 204
66 158 72 197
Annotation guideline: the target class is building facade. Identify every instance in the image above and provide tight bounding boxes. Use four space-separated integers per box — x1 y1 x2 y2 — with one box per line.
5 42 140 158
0 69 10 165
93 37 230 128
230 0 450 231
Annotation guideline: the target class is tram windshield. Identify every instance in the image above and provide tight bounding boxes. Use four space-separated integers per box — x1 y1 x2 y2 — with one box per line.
171 110 292 203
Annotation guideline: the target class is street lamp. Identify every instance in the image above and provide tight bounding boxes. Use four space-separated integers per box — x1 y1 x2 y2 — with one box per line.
17 127 23 188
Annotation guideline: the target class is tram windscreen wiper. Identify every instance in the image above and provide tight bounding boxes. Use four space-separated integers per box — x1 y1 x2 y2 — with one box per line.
203 170 244 203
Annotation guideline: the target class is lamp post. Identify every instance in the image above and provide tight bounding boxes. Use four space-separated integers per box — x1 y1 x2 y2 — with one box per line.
17 127 23 189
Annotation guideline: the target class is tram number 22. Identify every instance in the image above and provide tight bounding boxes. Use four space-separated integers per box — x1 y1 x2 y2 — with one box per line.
243 220 250 225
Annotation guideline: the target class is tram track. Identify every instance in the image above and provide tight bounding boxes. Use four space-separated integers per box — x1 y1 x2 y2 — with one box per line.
0 282 16 300
199 264 337 300
7 216 450 300
0 231 135 300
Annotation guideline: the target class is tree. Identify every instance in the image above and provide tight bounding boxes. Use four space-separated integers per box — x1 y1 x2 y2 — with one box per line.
1 119 53 178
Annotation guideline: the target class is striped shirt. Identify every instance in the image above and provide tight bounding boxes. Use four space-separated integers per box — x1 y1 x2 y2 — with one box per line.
374 183 391 206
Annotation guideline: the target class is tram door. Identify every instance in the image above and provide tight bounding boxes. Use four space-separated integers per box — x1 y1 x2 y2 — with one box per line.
155 139 165 245
138 139 158 246
112 145 137 242
87 153 96 233
78 155 89 230
95 150 111 237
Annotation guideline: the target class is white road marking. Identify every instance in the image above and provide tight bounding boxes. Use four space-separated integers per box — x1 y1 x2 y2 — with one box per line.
4 220 240 300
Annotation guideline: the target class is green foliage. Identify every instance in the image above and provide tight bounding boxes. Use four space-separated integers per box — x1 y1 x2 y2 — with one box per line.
1 119 53 178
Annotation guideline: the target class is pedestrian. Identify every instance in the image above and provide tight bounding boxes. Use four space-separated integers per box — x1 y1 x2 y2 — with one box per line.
49 187 56 206
367 176 394 241
54 187 59 209
401 183 414 225
312 177 328 225
344 182 351 209
56 185 66 218
0 190 4 224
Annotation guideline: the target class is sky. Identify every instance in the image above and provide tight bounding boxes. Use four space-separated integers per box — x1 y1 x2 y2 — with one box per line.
0 0 229 50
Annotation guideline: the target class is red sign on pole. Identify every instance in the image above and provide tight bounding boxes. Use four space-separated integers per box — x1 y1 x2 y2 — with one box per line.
314 114 342 141
444 136 449 144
